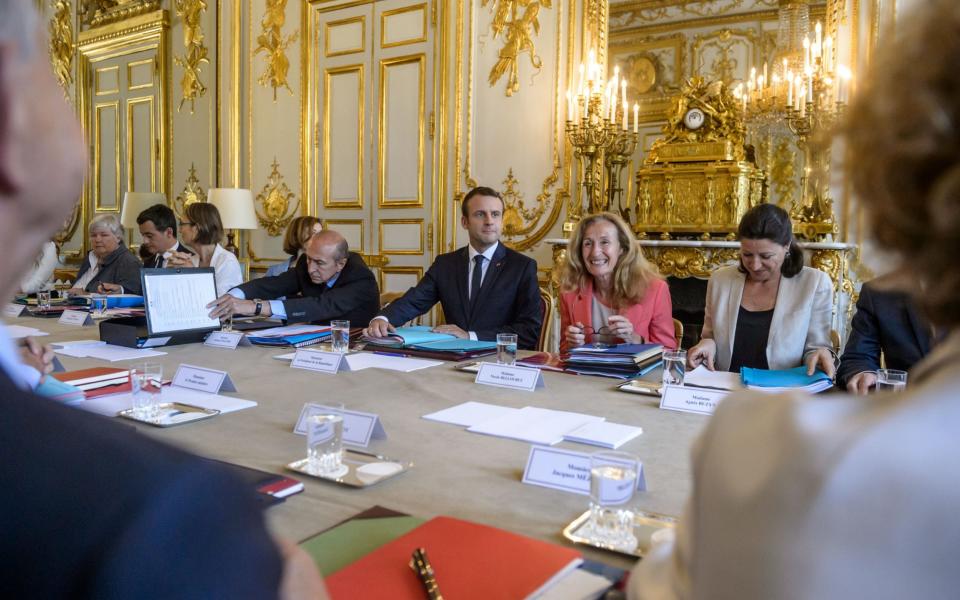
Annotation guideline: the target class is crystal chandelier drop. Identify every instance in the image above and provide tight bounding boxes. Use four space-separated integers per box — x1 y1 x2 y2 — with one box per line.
776 0 811 78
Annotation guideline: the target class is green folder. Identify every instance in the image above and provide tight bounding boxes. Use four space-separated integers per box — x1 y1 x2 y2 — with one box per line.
301 514 425 575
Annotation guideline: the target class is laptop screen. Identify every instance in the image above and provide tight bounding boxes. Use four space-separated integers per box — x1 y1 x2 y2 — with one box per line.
141 268 221 336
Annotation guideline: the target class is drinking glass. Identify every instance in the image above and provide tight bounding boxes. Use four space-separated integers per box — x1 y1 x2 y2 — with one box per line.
307 404 347 477
662 349 687 387
496 333 518 366
876 368 907 392
36 290 51 311
221 311 234 333
90 293 108 318
331 320 350 353
586 451 639 552
131 363 163 421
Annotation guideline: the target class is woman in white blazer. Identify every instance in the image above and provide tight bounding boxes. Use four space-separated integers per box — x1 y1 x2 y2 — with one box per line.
166 202 243 297
687 203 835 376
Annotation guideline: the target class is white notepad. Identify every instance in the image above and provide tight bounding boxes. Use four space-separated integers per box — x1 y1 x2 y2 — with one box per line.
562 421 643 449
422 401 520 427
79 385 256 417
467 407 604 446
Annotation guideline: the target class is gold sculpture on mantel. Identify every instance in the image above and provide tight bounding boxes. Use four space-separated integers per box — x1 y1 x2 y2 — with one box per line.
635 77 765 238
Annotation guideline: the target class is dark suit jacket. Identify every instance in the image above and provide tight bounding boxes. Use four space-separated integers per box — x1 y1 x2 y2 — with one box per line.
143 242 193 268
0 370 282 598
234 251 380 325
379 243 543 349
75 246 143 295
837 282 933 388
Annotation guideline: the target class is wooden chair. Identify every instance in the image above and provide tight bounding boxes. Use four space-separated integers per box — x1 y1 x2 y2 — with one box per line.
538 287 554 352
673 318 684 349
379 291 403 309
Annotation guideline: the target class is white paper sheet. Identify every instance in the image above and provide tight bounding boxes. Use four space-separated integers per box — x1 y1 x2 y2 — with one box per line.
684 365 742 391
250 324 331 337
422 401 520 427
468 407 605 446
6 325 49 339
53 343 167 362
343 353 442 372
563 421 643 449
142 271 220 333
79 385 256 417
533 567 611 600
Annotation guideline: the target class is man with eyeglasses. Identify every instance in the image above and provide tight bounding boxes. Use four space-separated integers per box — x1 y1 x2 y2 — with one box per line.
207 229 380 325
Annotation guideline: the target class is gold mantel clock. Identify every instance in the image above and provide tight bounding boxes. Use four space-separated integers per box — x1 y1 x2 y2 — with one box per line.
635 78 766 237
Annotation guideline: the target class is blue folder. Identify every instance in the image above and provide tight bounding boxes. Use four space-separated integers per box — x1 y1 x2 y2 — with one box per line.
740 366 832 388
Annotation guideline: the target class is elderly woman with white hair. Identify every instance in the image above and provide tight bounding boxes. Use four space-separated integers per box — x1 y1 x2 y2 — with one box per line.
69 214 143 295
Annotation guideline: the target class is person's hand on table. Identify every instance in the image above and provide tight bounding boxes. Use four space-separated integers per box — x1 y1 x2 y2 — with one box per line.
687 338 716 371
67 287 85 296
607 315 643 343
206 294 272 319
432 324 468 339
275 537 329 600
806 347 836 379
19 337 54 375
363 318 395 338
565 322 586 348
165 251 194 268
846 371 877 395
97 282 122 294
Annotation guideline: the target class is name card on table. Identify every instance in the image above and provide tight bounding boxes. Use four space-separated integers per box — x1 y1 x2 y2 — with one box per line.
293 403 387 447
4 304 24 318
290 349 347 374
522 446 646 495
59 310 93 326
204 331 251 350
475 363 544 392
659 385 728 416
172 364 237 394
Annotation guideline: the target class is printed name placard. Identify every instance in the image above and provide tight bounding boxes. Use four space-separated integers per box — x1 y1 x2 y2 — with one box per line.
59 310 93 326
4 304 24 318
522 446 646 495
204 331 250 350
293 403 387 447
659 385 728 416
475 363 544 392
290 349 347 374
172 364 237 394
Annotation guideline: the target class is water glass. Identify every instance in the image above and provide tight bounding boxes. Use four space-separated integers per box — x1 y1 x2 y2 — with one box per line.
662 349 687 387
876 368 907 392
331 320 350 353
90 293 108 318
586 451 639 552
221 311 234 333
307 404 346 477
36 290 51 311
496 333 518 366
131 363 163 421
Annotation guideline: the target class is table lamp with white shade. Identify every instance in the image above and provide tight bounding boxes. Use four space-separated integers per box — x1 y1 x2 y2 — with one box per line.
120 192 166 246
207 188 258 257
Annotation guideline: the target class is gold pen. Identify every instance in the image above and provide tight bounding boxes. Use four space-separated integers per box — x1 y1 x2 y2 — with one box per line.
410 547 444 600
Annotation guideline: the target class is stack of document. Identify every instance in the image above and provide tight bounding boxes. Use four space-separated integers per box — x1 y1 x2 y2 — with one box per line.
52 340 167 362
51 366 131 398
564 343 663 379
684 365 741 391
362 326 497 360
247 324 331 348
740 366 834 394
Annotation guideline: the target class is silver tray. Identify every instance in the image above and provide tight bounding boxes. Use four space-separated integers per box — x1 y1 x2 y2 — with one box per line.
562 509 678 558
118 402 220 427
286 449 412 488
617 379 662 397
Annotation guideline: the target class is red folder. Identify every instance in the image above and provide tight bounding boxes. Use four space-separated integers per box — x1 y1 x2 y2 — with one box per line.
325 516 582 600
51 367 131 398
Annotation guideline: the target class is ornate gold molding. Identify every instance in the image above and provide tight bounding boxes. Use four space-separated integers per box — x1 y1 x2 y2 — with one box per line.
482 0 552 97
81 0 160 29
501 168 549 238
255 158 299 236
254 0 299 101
644 246 740 278
173 0 208 113
174 163 206 219
54 198 83 250
49 0 74 93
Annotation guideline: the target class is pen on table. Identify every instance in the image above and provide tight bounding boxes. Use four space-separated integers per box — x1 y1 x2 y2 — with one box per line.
410 547 443 600
373 351 406 358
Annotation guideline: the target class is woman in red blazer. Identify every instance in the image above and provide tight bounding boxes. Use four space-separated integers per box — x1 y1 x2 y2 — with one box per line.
559 212 676 353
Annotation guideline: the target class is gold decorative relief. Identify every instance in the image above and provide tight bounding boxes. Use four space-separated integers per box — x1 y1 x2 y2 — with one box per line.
255 158 299 236
173 0 208 113
690 28 759 87
644 246 740 279
482 0 552 97
769 138 798 208
174 163 205 219
48 0 74 93
54 198 82 249
81 0 160 28
500 168 547 238
254 0 299 101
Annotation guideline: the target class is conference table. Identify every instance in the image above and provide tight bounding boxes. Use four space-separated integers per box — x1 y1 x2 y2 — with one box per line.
19 315 711 570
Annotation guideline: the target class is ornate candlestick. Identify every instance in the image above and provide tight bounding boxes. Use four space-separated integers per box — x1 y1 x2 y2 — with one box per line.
604 127 639 222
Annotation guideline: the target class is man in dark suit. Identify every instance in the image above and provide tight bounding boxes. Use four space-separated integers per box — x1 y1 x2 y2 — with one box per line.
0 2 325 596
363 186 542 349
837 279 934 394
137 203 193 268
208 229 380 325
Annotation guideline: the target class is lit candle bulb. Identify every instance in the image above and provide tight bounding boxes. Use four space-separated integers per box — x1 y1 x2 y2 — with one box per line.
622 100 628 130
621 78 627 111
633 102 639 133
803 37 810 71
824 35 833 68
566 90 574 121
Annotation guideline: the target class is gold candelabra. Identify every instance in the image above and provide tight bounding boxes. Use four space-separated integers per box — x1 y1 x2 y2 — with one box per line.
604 128 640 222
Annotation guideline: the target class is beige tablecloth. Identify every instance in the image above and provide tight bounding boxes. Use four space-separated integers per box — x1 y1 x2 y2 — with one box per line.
20 315 709 568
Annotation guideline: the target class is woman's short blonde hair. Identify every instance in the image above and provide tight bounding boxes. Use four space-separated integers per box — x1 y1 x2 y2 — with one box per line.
561 212 662 308
282 216 322 257
845 0 960 328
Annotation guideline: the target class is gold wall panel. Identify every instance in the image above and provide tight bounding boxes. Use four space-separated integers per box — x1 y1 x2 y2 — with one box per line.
126 57 154 90
126 96 156 193
95 65 119 94
378 219 424 255
94 101 120 211
378 53 424 207
323 64 365 209
380 3 427 49
323 219 365 253
379 265 423 295
325 15 366 56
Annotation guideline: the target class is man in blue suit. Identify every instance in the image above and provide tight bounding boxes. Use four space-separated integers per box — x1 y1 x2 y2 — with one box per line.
364 186 543 349
0 1 324 596
837 279 933 394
